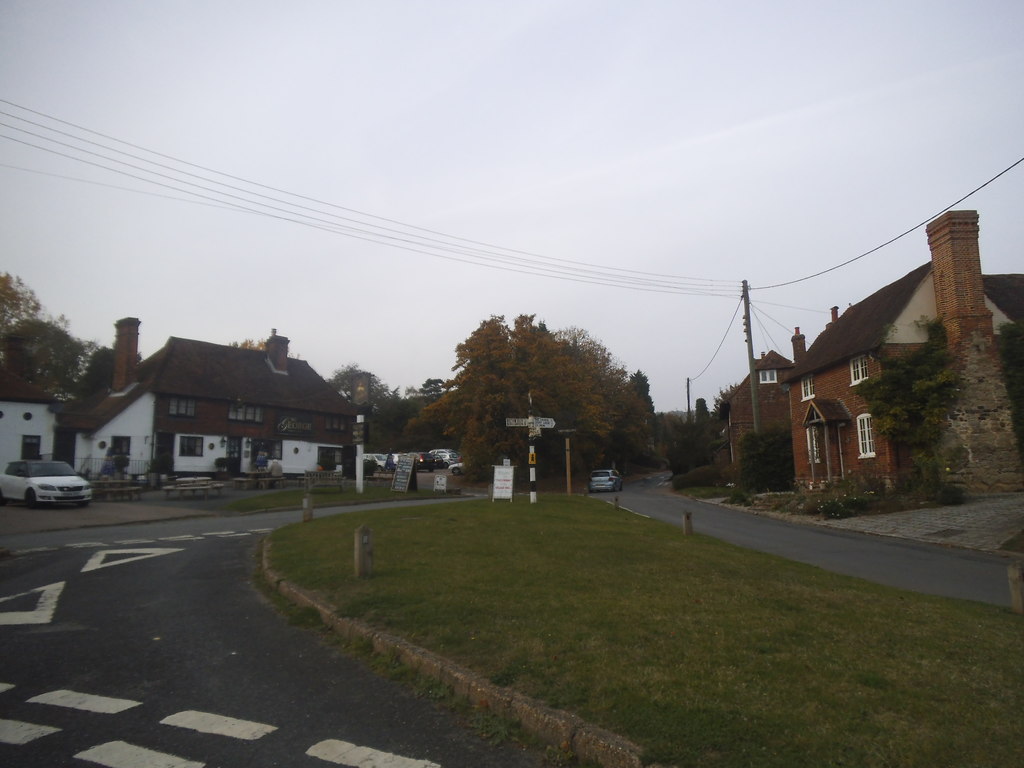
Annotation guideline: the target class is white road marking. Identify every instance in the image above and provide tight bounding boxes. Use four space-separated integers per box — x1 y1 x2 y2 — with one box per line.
67 542 108 548
160 710 277 740
75 740 204 768
0 581 65 625
204 531 238 536
0 717 60 744
249 528 273 533
307 739 442 767
81 548 184 573
159 535 204 541
28 689 141 713
0 682 14 692
114 538 155 544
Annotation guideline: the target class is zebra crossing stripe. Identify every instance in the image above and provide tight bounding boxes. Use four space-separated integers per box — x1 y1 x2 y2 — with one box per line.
307 739 441 767
28 689 141 713
160 710 277 740
0 717 60 745
75 740 204 768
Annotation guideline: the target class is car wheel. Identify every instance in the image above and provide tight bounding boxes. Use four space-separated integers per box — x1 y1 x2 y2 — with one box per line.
25 489 38 508
0 491 6 506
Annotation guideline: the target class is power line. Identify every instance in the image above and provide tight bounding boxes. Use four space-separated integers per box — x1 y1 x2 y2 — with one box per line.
751 154 1024 291
0 99 740 296
689 296 744 381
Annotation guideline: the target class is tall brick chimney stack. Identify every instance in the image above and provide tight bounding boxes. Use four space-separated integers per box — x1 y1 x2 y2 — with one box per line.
926 210 992 353
265 329 290 374
3 335 28 378
791 327 806 363
112 317 141 392
924 210 1022 492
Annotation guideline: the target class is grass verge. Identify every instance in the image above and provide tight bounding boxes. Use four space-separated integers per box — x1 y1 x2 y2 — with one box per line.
266 496 1023 767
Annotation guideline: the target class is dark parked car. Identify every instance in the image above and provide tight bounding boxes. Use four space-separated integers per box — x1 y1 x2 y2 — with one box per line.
411 452 440 471
587 469 622 493
0 460 92 507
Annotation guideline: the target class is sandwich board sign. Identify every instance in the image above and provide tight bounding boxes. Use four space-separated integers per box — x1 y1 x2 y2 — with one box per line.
492 464 515 501
391 454 416 493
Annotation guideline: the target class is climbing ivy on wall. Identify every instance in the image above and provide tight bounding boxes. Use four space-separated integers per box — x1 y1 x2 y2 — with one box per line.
857 321 959 453
997 319 1024 455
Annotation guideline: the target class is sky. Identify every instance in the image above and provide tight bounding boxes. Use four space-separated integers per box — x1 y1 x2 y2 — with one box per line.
1 1 1022 414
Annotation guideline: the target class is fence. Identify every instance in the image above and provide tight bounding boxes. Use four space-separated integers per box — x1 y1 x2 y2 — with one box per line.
76 457 151 479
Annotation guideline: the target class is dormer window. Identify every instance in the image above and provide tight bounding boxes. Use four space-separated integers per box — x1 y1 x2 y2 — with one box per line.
758 369 777 384
850 355 869 385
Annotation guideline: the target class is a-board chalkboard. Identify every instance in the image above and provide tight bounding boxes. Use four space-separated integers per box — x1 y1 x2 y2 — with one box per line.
391 454 416 492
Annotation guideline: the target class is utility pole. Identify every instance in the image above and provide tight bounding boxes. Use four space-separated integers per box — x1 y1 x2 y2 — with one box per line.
741 280 761 433
686 377 692 422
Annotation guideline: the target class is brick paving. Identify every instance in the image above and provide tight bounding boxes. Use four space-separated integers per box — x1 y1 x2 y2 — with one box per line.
813 493 1024 552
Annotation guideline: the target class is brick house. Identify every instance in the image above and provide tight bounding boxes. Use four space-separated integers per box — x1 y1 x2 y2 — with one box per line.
55 319 359 478
780 210 1023 492
719 349 794 464
0 335 59 462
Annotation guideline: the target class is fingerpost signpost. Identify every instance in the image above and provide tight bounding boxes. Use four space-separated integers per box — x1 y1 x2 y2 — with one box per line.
505 415 555 503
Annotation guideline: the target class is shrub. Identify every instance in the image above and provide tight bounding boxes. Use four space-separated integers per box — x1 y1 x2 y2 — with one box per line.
739 426 794 492
672 464 722 489
727 488 752 506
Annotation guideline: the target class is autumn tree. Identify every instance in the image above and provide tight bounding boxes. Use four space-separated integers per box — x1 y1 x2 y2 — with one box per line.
422 315 652 479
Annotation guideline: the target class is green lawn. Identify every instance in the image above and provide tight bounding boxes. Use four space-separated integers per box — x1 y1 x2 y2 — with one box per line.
266 496 1023 767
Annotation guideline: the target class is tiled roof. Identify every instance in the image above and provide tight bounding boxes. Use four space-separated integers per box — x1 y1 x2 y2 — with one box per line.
0 367 57 404
755 349 793 371
802 398 852 425
59 336 355 432
783 263 932 383
985 274 1024 322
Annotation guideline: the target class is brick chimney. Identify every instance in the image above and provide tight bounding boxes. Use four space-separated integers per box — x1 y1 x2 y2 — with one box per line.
925 210 1022 492
112 317 141 392
926 210 992 353
791 327 806 363
265 329 289 374
3 335 28 378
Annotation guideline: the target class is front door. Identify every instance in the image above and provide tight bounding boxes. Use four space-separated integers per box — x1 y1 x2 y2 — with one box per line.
227 437 242 475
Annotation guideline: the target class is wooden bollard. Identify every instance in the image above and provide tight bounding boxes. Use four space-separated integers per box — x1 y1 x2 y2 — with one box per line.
355 525 374 578
1009 563 1024 615
302 493 313 523
683 511 693 535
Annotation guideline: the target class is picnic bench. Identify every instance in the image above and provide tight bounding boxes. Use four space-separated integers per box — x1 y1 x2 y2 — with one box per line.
92 484 143 501
163 478 224 500
304 470 346 490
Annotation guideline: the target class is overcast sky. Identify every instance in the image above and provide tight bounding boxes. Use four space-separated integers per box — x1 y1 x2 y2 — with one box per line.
2 1 1021 414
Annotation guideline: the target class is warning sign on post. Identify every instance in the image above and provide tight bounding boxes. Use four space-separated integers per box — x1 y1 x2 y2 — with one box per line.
492 465 515 501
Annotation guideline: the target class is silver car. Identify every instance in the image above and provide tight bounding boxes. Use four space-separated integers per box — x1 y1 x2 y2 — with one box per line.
587 469 622 493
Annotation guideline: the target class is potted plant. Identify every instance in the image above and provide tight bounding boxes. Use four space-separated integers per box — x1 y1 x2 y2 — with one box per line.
149 453 173 487
113 454 130 480
214 456 229 479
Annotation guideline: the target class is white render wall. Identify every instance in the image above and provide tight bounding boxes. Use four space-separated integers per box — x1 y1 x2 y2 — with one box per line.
75 391 156 475
0 400 56 463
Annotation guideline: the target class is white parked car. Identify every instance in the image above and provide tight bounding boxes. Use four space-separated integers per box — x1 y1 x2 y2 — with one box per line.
0 460 92 508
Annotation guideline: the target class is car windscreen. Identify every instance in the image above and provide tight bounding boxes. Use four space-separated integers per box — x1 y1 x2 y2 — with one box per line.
591 471 610 478
28 462 77 477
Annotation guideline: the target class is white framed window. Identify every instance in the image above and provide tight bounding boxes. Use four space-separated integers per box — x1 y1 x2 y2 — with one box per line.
801 375 815 400
169 397 196 417
179 435 204 457
759 369 777 384
857 414 875 458
850 355 870 385
228 403 264 423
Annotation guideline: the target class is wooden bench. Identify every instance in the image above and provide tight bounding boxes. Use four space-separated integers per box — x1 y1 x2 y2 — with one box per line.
163 481 224 500
304 471 346 490
93 485 144 501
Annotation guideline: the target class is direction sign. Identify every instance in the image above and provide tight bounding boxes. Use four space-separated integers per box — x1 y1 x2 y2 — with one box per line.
505 417 555 429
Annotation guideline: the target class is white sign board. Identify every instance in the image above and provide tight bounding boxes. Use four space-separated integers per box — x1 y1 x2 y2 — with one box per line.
433 474 447 493
492 465 515 501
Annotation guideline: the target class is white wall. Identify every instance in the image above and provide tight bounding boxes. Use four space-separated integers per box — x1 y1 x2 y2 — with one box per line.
0 400 56 463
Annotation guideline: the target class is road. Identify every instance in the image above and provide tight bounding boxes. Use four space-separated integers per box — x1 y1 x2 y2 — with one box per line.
617 473 1015 606
0 501 543 768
